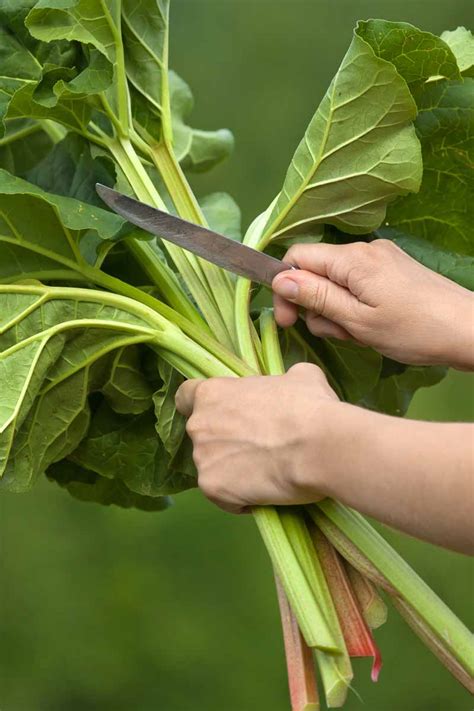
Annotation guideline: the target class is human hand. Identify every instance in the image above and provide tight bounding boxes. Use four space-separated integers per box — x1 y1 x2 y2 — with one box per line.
272 240 474 370
175 364 338 513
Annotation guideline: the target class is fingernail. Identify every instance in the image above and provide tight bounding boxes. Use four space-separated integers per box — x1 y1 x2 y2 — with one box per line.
273 278 299 300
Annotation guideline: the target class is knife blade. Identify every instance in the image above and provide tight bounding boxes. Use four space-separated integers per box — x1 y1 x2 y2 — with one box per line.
96 184 294 287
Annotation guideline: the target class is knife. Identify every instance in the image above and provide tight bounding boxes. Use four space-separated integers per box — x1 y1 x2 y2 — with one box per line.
96 184 294 287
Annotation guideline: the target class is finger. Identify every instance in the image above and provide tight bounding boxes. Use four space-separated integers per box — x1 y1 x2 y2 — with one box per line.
305 313 352 340
272 269 361 325
283 242 369 288
273 291 298 327
175 379 204 417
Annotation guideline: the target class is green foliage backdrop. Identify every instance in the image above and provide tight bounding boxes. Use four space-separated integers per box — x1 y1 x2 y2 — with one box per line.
1 1 473 709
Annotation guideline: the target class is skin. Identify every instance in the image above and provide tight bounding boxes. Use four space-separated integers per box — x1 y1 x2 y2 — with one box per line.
175 240 474 554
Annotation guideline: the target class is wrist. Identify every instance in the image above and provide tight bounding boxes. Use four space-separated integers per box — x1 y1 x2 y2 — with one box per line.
296 399 358 500
426 287 473 370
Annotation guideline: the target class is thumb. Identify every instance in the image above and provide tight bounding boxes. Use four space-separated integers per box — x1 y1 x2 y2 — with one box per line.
272 269 360 324
175 379 205 417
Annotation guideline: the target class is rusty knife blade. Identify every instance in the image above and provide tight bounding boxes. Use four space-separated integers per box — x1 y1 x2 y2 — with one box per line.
96 184 293 287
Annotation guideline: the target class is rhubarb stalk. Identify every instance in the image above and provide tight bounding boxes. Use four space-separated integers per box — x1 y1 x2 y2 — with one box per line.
310 525 382 682
344 562 388 630
275 576 320 711
307 502 474 683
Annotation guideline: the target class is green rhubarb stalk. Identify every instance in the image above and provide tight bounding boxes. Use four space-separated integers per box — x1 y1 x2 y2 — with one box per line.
275 575 320 711
307 501 474 680
279 509 341 654
254 506 338 651
279 509 353 708
107 137 235 349
81 267 252 378
391 597 474 693
259 307 352 706
147 141 238 348
259 310 337 652
343 562 388 630
128 10 237 347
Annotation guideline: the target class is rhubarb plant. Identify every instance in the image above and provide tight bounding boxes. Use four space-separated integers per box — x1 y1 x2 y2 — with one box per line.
0 3 473 708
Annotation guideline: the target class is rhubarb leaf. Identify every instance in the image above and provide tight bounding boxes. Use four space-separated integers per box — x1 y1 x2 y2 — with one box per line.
0 12 100 135
0 283 161 491
121 0 170 127
375 228 474 290
200 192 242 241
0 169 129 282
67 400 195 497
26 133 116 205
362 361 446 416
357 20 460 84
0 120 53 175
153 359 186 458
122 0 233 172
102 345 154 415
386 79 474 255
0 24 41 136
287 323 382 403
48 458 172 511
261 21 422 240
25 0 124 125
441 27 474 76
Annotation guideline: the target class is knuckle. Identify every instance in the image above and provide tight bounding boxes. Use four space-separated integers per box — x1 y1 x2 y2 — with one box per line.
371 238 399 257
305 279 328 315
199 472 223 501
284 244 300 265
193 379 214 405
284 243 313 266
185 415 198 437
287 362 325 380
349 241 374 265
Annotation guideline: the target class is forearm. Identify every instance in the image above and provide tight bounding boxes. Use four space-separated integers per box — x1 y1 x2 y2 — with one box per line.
312 403 474 553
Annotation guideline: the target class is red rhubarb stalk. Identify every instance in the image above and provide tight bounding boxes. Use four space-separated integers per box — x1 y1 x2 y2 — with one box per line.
275 576 320 711
310 525 383 682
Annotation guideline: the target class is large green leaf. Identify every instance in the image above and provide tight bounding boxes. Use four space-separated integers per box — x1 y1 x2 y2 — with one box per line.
0 23 42 135
122 0 233 169
25 0 126 128
26 133 116 205
357 20 460 84
48 458 172 511
280 322 382 403
376 228 474 290
122 0 169 121
0 6 106 135
441 27 474 77
260 21 423 241
153 360 185 457
102 345 155 415
0 282 164 492
68 399 195 496
200 192 241 241
0 169 129 282
362 361 447 416
387 79 474 255
0 119 53 175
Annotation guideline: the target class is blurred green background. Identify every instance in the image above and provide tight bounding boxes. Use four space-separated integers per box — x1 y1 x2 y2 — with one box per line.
1 1 473 710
